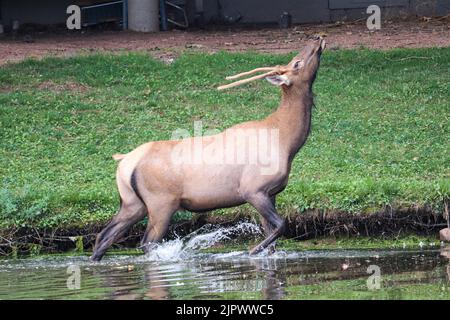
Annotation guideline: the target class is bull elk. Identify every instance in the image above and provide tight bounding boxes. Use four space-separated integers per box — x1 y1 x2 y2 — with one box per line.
91 37 326 261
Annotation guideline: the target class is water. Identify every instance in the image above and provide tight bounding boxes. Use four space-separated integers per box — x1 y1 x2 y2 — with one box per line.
0 223 449 300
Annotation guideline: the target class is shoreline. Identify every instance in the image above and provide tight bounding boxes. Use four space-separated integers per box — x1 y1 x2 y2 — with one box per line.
1 206 447 257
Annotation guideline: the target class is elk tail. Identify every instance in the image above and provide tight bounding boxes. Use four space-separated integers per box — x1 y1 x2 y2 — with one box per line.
112 153 127 161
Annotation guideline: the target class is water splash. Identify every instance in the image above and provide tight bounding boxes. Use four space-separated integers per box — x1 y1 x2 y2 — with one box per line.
142 222 262 262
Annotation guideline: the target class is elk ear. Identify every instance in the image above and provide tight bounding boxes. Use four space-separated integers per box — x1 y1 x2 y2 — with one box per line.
266 74 291 86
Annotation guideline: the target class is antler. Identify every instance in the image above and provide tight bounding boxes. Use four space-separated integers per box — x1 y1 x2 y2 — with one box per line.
218 70 277 91
225 67 276 80
218 66 282 91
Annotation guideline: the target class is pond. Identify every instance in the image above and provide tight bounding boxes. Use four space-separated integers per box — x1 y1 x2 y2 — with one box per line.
0 223 449 300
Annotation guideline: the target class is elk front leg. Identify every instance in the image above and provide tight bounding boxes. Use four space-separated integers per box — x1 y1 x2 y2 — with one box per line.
260 196 277 254
247 193 285 255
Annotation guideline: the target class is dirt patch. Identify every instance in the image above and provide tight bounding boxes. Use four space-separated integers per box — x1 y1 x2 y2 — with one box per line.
0 18 449 66
0 80 89 94
36 80 89 93
0 86 14 93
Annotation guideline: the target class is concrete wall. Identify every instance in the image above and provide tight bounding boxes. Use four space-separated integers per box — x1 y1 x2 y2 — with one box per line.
411 0 450 16
328 0 450 21
217 0 330 24
0 0 449 28
0 0 73 26
329 0 411 21
200 0 450 25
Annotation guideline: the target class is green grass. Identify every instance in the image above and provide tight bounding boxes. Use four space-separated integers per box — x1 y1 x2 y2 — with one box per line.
0 234 440 258
285 276 450 300
0 48 449 230
198 235 443 254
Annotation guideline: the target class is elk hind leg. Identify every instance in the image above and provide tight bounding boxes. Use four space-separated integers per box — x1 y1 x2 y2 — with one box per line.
91 200 145 262
140 197 178 254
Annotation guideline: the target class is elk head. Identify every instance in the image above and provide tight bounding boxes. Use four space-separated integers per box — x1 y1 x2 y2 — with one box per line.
218 37 326 91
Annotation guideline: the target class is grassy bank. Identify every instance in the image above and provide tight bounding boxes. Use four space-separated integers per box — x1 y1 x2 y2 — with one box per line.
0 47 449 234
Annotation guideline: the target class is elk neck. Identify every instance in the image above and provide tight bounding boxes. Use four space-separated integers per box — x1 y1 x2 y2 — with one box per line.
270 83 314 160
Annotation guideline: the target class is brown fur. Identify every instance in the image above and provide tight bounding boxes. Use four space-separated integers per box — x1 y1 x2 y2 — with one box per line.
91 38 326 261
112 153 126 161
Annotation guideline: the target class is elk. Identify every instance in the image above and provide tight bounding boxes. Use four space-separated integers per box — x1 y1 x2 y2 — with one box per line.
91 37 326 261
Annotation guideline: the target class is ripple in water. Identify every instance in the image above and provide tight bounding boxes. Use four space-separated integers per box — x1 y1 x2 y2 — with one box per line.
141 222 262 261
0 221 448 299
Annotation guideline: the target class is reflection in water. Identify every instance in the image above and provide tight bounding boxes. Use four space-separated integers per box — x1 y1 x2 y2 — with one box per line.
439 246 450 282
1 224 449 300
253 259 287 300
95 254 288 300
143 264 170 300
0 248 449 300
448 265 450 282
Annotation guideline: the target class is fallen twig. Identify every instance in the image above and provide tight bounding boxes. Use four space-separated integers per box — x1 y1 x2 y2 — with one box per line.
386 56 432 62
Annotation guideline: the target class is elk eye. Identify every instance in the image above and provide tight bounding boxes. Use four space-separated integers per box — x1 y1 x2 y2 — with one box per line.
294 60 304 69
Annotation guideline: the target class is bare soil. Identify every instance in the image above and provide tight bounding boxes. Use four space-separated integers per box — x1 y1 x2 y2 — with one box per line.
0 18 449 66
36 80 89 93
0 80 88 93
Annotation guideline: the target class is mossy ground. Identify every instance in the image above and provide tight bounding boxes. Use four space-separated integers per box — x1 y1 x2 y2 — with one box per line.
1 234 442 259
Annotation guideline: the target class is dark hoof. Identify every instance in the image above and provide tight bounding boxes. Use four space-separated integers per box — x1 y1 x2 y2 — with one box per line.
90 253 103 262
249 245 263 255
140 242 158 254
249 243 276 256
268 244 276 255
